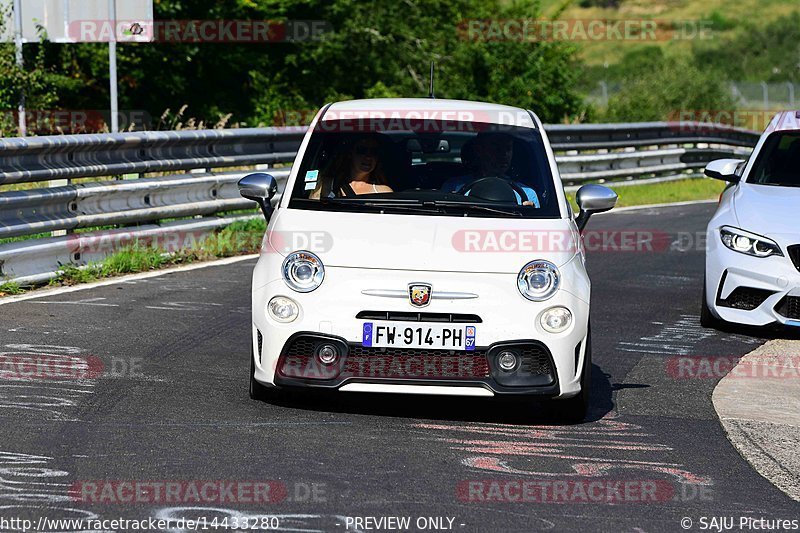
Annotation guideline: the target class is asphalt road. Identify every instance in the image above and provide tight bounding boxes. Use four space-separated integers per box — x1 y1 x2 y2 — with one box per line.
1 203 798 533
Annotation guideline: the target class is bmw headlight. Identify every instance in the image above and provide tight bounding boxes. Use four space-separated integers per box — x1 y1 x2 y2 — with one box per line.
282 251 325 292
720 227 783 258
517 260 560 301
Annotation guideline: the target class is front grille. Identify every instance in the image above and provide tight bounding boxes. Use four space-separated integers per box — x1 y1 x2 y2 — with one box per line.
256 330 263 362
356 311 482 323
343 346 489 378
278 337 489 380
278 335 556 388
516 345 553 376
788 245 800 272
717 287 775 310
775 296 800 320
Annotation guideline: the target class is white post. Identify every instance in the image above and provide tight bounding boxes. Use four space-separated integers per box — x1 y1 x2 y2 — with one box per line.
63 0 69 39
787 82 795 108
13 0 26 137
599 81 608 108
108 0 119 133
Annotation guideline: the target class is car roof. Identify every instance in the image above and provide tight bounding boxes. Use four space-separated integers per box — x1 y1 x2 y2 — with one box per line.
322 98 538 129
764 110 800 134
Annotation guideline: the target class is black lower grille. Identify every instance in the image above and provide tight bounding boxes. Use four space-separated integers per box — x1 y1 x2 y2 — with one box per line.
257 330 263 361
278 335 555 388
489 342 555 387
343 347 490 378
279 337 489 380
516 345 554 376
789 245 800 272
775 296 800 320
717 287 775 310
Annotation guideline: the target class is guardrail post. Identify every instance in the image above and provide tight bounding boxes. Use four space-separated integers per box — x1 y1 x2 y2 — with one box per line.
760 81 770 110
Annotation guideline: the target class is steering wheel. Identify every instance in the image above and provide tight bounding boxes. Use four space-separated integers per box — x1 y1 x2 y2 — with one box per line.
455 176 530 204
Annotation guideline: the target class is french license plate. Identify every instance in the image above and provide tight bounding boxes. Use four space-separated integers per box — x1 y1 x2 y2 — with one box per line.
362 322 476 351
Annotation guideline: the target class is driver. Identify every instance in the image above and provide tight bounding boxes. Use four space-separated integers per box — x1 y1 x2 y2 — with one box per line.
441 132 539 207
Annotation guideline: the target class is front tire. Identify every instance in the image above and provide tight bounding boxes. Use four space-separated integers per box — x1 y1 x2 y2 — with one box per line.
700 277 725 329
556 327 591 423
249 348 274 402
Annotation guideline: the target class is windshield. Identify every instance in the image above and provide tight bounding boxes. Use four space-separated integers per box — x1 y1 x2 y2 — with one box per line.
749 132 800 187
287 118 561 218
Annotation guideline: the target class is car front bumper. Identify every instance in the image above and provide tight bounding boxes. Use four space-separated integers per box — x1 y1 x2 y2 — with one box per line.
250 264 590 398
706 240 800 327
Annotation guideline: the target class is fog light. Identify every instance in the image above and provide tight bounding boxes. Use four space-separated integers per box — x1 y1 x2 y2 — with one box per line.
540 306 572 333
316 344 339 365
497 351 518 372
267 296 299 323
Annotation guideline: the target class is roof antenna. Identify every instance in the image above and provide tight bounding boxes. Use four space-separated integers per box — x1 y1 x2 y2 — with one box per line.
428 62 435 99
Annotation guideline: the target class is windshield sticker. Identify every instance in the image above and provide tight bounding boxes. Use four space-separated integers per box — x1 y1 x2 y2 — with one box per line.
304 182 317 191
304 170 319 182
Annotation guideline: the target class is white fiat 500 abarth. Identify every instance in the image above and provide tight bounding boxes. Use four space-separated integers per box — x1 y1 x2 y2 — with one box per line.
238 98 617 421
702 110 800 330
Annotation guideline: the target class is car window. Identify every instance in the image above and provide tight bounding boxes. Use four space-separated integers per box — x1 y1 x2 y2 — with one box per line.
749 132 800 187
287 118 561 218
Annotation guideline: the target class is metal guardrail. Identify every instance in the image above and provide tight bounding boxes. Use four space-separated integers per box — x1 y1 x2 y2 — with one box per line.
0 122 761 285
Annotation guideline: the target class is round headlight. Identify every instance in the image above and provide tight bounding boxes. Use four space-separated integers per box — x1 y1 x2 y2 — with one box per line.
282 251 325 292
517 260 560 301
268 296 299 323
540 306 572 333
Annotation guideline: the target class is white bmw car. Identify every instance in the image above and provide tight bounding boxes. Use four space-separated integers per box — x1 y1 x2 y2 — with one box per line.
237 98 617 421
702 111 800 329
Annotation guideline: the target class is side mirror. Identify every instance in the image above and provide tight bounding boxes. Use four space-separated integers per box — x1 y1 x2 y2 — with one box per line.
575 184 618 232
238 173 278 221
704 159 744 183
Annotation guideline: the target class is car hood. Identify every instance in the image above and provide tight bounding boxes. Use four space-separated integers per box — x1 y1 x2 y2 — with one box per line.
266 208 579 274
734 184 800 240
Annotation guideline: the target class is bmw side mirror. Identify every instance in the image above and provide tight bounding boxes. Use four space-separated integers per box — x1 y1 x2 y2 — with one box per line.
238 173 278 221
704 159 744 183
575 184 618 232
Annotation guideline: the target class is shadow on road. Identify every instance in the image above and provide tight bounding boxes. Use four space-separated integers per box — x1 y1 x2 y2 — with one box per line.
708 322 800 341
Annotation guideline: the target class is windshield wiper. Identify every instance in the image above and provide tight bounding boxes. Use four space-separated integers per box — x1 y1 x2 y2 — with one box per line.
307 197 523 216
427 201 524 217
358 200 446 214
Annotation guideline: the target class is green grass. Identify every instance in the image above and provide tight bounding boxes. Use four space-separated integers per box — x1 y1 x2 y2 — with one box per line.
567 176 725 210
50 246 184 286
0 281 23 296
43 219 268 288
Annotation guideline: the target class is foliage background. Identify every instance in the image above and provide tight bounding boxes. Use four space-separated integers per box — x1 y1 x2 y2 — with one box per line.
2 0 798 133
